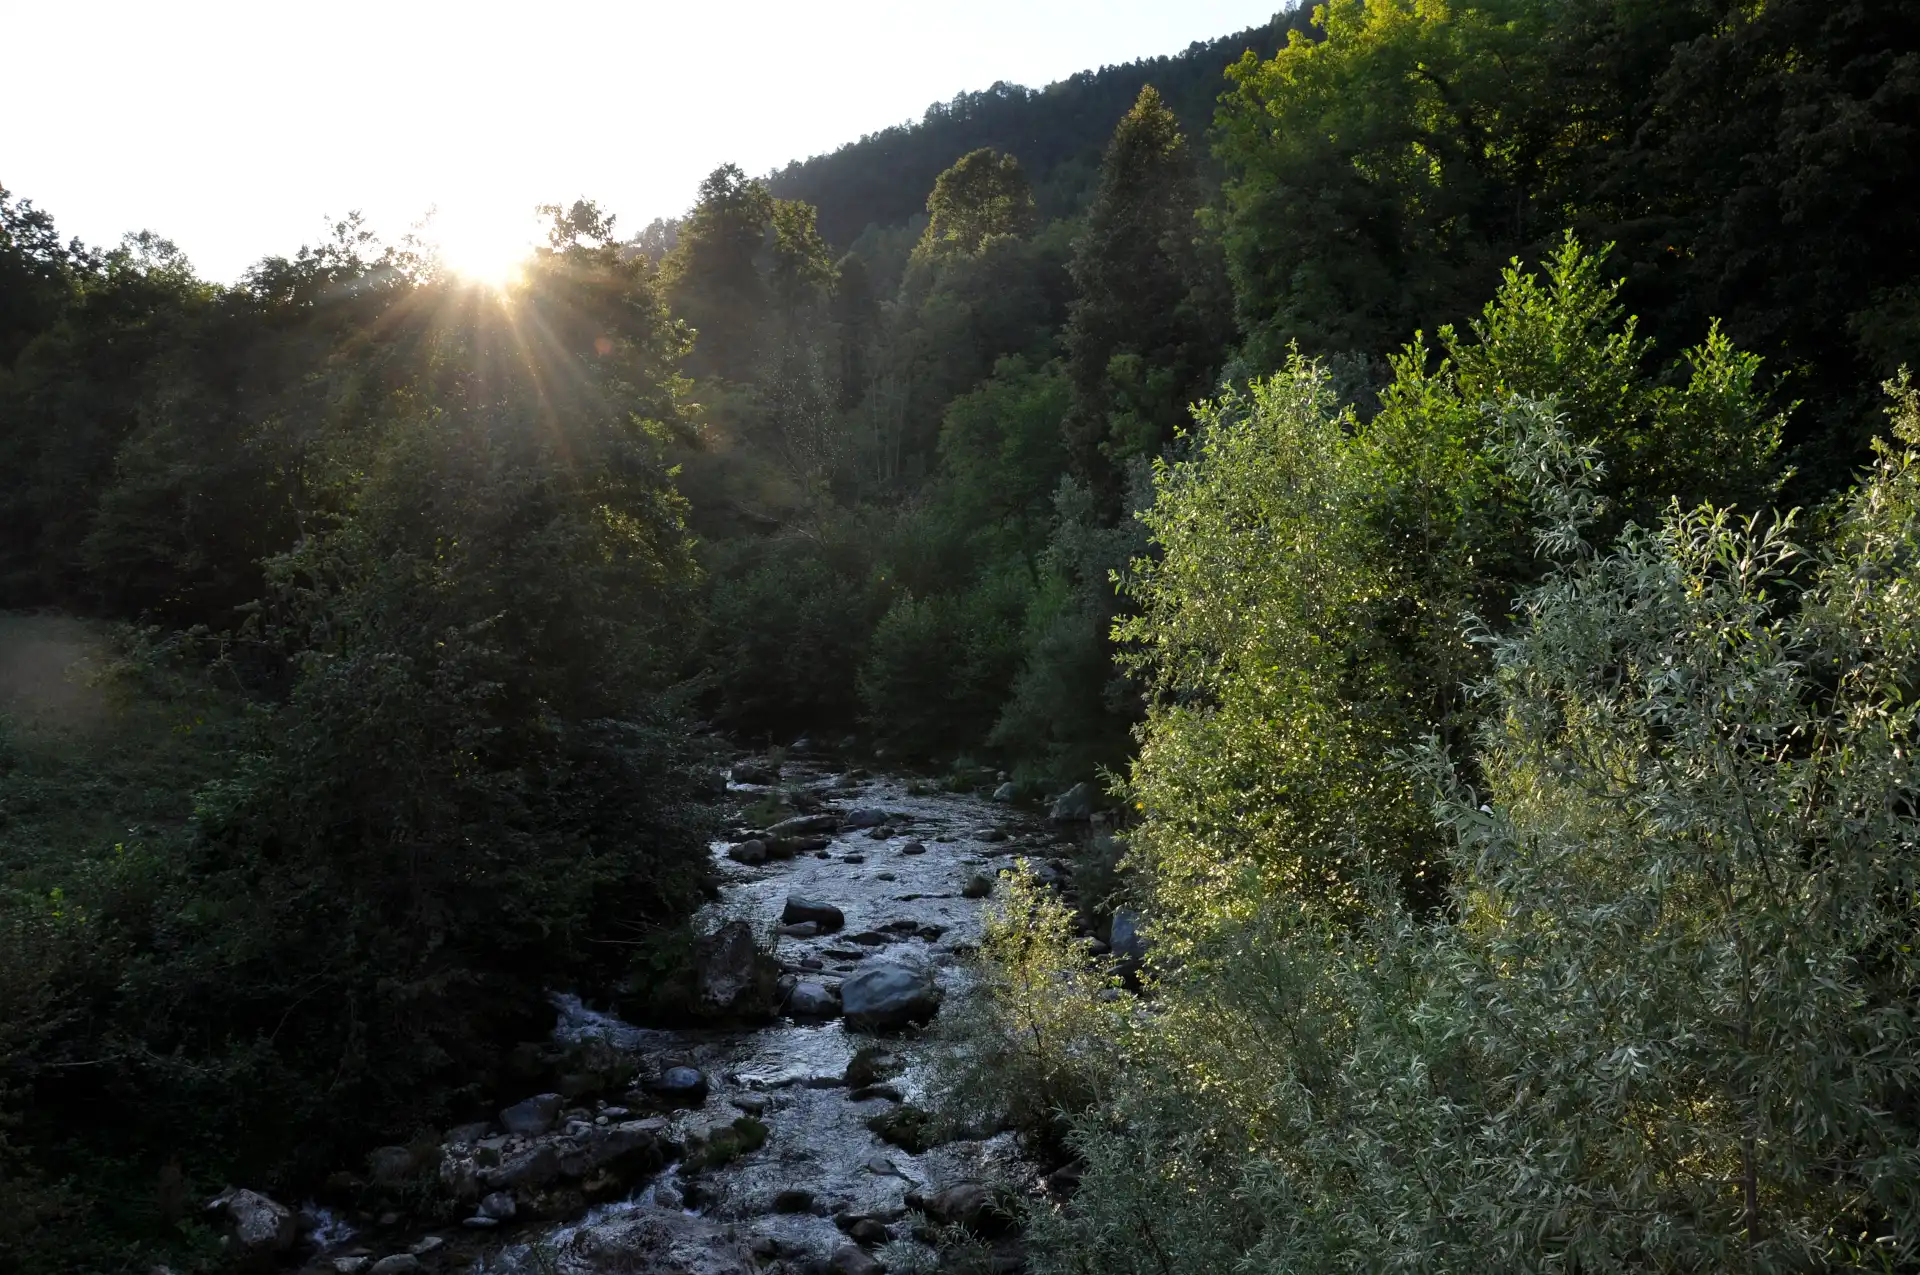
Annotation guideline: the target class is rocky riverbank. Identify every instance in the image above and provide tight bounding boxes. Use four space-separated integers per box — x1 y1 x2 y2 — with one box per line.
207 754 1100 1275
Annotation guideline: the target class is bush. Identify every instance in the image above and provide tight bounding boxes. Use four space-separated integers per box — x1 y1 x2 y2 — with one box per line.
1020 383 1920 1274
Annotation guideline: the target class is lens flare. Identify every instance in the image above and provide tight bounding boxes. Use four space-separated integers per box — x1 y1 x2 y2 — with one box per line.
429 206 536 289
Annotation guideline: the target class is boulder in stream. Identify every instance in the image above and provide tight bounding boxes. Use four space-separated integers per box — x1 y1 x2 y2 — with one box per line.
782 895 845 931
830 1245 885 1275
649 1065 710 1106
961 871 996 899
765 813 839 838
499 1092 564 1137
840 961 941 1030
784 980 841 1018
212 1188 296 1254
1050 781 1097 821
726 839 767 864
730 760 779 785
693 918 774 1017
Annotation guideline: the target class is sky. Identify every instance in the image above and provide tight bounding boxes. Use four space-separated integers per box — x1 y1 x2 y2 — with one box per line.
3 0 1283 282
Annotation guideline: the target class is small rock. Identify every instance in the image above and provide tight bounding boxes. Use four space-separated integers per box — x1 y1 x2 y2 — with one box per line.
992 782 1016 802
841 961 942 1030
727 839 768 864
730 761 780 785
782 896 845 932
773 1187 815 1213
1051 781 1097 822
1046 1162 1085 1197
460 1216 499 1230
331 1259 371 1275
778 921 822 938
814 849 833 859
866 827 891 840
842 853 866 863
408 1236 444 1257
973 826 1009 842
962 871 995 899
908 1180 1001 1233
842 808 889 828
875 871 896 881
766 813 839 838
649 1066 709 1106
443 1121 494 1147
367 1144 417 1186
836 1214 892 1245
479 1190 517 1220
499 1093 564 1137
785 980 841 1017
830 1245 884 1275
864 1153 908 1177
899 842 927 856
369 1257 420 1275
730 1094 770 1115
220 1189 296 1253
846 930 892 946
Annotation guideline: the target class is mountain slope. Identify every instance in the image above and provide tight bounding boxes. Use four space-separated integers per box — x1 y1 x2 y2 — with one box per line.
765 10 1313 245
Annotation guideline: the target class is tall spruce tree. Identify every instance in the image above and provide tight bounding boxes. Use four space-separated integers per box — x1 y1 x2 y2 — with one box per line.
1061 85 1226 514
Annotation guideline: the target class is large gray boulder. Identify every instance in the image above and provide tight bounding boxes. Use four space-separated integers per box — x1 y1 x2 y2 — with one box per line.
782 895 845 932
499 1092 564 1137
219 1188 296 1253
1050 781 1096 822
840 961 942 1030
1110 909 1149 962
841 808 889 828
785 980 841 1018
766 813 839 838
694 918 769 1015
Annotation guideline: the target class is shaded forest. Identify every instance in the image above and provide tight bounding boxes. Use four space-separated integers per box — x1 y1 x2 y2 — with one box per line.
3 0 1919 1271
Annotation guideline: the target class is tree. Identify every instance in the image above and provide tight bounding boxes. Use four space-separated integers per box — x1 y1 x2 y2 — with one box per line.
915 149 1036 261
660 163 776 382
1061 84 1228 515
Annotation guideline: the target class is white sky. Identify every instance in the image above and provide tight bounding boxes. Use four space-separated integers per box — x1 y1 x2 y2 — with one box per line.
2 0 1283 281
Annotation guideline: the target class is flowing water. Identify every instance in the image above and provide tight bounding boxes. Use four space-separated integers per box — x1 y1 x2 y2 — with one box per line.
453 762 1071 1275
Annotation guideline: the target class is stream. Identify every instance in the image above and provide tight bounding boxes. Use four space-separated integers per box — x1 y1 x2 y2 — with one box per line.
312 758 1076 1275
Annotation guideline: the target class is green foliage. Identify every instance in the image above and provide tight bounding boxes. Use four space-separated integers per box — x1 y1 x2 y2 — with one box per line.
1119 240 1784 931
1031 382 1920 1272
1062 85 1228 514
916 149 1036 262
1213 0 1920 484
931 862 1123 1151
0 204 717 1270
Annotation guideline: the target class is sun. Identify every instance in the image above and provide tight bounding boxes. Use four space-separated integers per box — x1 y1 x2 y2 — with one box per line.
430 206 536 290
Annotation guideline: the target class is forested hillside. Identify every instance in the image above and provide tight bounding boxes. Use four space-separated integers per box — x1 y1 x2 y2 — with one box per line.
4 0 1920 1271
764 12 1315 243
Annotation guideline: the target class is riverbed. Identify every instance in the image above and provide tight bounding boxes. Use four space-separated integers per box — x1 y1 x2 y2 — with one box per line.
435 759 1073 1275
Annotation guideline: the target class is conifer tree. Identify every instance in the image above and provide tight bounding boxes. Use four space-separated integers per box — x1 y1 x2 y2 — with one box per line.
1061 85 1226 515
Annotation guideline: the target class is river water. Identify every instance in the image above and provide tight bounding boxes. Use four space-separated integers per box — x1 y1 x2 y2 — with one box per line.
453 761 1069 1275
